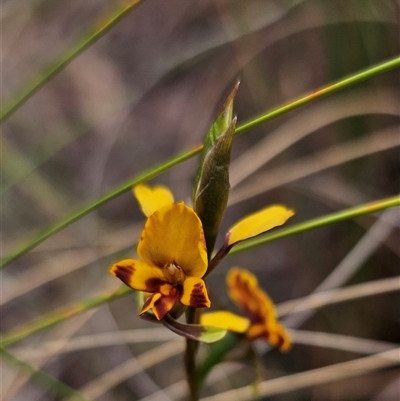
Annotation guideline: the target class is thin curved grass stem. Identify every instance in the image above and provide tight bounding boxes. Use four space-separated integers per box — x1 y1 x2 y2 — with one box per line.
276 276 400 317
230 196 400 255
0 0 147 124
199 348 400 401
235 56 400 135
2 57 399 269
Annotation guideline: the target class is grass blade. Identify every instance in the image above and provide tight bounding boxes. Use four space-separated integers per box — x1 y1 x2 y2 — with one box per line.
3 197 398 347
1 0 147 123
2 57 399 269
230 195 400 255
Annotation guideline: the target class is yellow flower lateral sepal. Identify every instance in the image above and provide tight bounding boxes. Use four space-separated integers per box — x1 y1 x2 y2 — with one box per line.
227 205 294 246
200 311 250 333
110 202 211 320
133 184 174 217
228 267 291 351
201 267 291 352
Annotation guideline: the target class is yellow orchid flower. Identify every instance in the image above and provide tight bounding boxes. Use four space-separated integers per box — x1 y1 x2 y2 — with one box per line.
201 267 291 352
110 186 210 320
110 184 294 322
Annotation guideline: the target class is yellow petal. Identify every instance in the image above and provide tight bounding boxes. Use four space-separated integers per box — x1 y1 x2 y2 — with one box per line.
133 184 174 217
137 203 208 278
227 205 294 246
247 321 292 352
180 277 211 308
140 289 180 320
226 267 291 351
110 258 172 293
201 311 250 333
227 267 278 323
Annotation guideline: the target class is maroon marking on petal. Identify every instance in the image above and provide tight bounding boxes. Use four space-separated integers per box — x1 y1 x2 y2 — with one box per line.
276 334 285 350
139 294 154 314
113 264 135 286
154 292 179 320
145 277 169 292
189 283 209 308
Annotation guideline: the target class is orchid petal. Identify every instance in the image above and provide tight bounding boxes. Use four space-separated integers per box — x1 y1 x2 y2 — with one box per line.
247 322 292 352
226 267 291 352
201 311 250 333
110 259 172 293
180 277 210 308
140 290 180 320
227 267 277 321
133 184 174 217
138 203 208 278
227 205 294 246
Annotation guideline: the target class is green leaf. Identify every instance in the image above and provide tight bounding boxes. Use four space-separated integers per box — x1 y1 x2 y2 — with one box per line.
194 118 237 257
162 314 227 343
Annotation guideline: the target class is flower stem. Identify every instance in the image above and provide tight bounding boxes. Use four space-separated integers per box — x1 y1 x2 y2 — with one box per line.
185 307 201 401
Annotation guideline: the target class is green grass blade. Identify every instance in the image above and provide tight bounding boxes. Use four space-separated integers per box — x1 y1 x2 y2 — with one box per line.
1 347 91 401
0 0 147 123
2 286 130 347
235 55 400 135
1 146 199 268
2 57 399 269
3 196 398 346
230 195 400 255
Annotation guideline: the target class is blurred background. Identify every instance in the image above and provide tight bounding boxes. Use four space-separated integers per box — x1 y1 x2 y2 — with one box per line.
2 0 400 400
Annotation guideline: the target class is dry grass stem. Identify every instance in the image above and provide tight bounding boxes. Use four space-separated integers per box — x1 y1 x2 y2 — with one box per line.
230 126 399 205
13 328 177 361
230 89 399 188
200 348 400 401
289 329 397 354
277 276 400 317
68 340 185 400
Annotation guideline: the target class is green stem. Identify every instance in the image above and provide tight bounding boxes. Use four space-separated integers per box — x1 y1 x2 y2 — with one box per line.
197 332 242 386
2 286 129 347
230 195 400 255
0 0 147 124
185 308 201 401
2 57 399 269
1 146 199 268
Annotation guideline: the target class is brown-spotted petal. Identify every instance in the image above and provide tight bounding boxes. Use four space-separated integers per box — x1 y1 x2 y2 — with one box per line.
140 290 180 320
226 267 277 322
109 259 172 293
247 321 292 352
180 277 210 308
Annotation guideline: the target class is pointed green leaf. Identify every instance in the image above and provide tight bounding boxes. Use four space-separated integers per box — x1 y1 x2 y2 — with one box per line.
193 118 236 257
192 83 239 256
